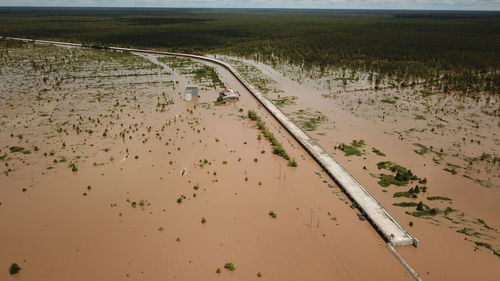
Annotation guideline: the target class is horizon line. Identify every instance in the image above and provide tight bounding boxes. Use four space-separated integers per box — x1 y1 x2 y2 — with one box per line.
0 6 499 12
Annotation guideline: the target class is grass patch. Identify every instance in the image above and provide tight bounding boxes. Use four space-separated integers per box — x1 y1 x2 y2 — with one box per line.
405 201 442 217
381 98 396 104
272 96 297 107
393 185 423 198
9 146 30 154
475 218 495 230
378 174 407 187
293 110 327 131
376 161 418 187
455 227 486 239
473 241 500 258
351 139 365 147
406 209 438 217
443 167 458 174
427 196 452 201
457 227 478 237
413 143 430 155
338 144 362 156
302 116 325 131
191 65 225 88
371 147 386 156
393 202 419 207
337 140 365 156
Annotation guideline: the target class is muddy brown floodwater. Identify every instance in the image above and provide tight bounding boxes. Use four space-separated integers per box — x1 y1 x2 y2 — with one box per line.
215 55 500 281
0 42 417 280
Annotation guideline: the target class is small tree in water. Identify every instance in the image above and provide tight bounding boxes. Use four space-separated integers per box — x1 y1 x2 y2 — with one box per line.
416 201 424 211
9 263 21 275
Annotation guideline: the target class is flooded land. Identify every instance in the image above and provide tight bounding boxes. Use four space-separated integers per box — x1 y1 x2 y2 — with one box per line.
217 55 500 280
1 7 499 281
0 41 420 280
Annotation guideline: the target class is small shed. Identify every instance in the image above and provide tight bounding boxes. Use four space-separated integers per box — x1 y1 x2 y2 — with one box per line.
186 85 198 97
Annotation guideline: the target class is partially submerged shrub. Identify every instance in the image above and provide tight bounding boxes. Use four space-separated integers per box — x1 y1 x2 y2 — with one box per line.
9 263 21 275
69 163 78 172
224 262 236 271
9 146 25 153
248 110 259 121
426 196 452 201
372 147 386 156
337 143 362 156
268 210 277 218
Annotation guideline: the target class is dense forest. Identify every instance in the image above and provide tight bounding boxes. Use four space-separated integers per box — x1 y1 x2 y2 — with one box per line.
1 8 499 94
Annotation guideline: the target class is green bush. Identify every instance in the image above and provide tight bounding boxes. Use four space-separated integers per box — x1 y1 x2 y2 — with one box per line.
214 95 226 105
69 163 78 172
224 263 236 271
9 263 21 275
268 210 277 218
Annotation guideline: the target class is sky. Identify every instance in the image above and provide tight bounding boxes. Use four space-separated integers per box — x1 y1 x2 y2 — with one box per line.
0 0 499 10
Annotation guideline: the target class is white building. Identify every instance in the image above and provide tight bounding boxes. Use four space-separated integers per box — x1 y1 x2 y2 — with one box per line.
219 88 239 100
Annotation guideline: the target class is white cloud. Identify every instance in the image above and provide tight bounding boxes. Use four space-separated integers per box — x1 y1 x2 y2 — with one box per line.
0 0 499 10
